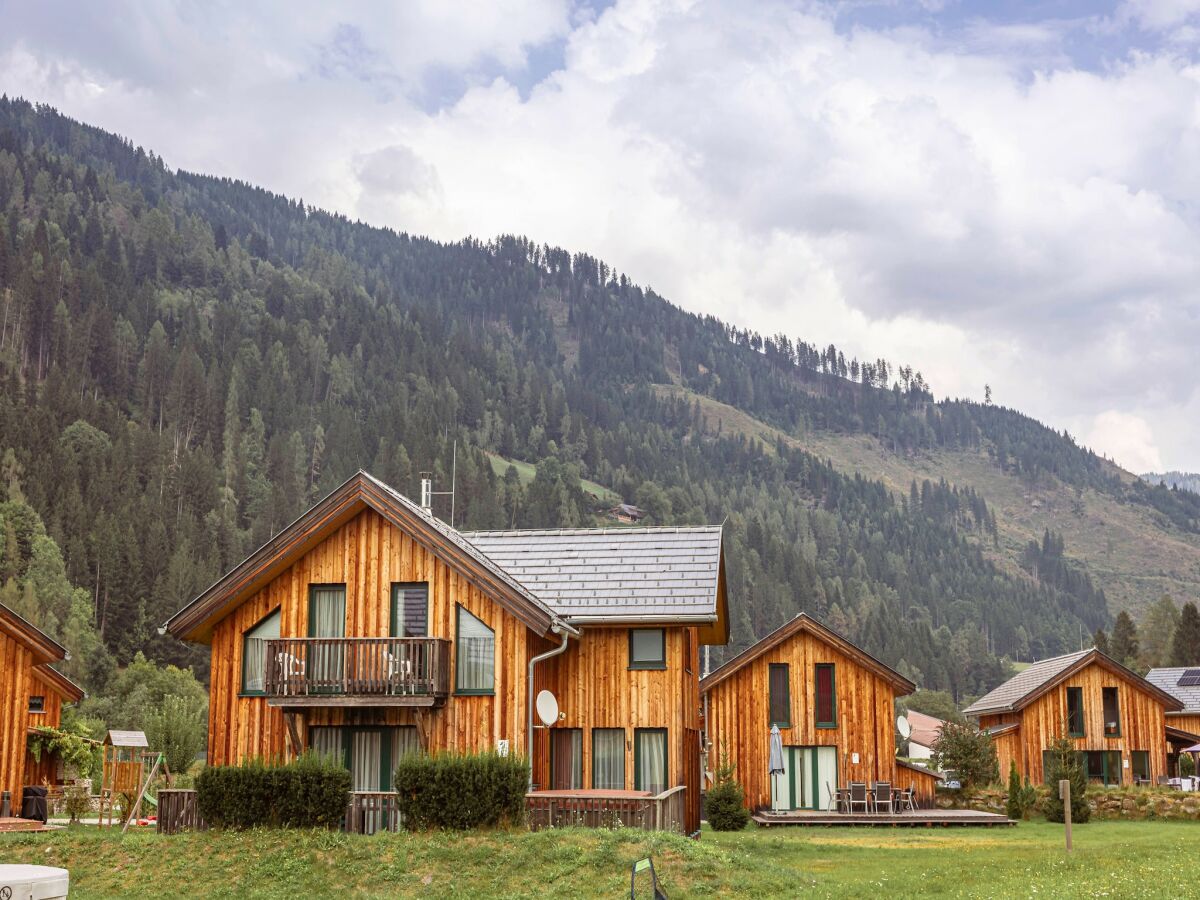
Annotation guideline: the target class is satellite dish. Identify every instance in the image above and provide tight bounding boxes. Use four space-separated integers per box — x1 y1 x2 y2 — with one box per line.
536 690 560 727
897 715 912 739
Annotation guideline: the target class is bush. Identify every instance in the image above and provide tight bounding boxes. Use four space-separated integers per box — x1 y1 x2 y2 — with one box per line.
62 782 93 823
1004 761 1037 820
1043 735 1089 824
393 751 528 830
932 722 999 789
144 693 206 781
196 752 350 829
705 754 749 831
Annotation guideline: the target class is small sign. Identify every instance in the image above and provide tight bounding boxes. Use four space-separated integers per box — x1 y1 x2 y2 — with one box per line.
851 752 860 764
1123 758 1129 768
496 739 509 757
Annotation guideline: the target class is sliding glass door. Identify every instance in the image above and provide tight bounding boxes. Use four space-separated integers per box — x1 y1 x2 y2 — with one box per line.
771 746 839 811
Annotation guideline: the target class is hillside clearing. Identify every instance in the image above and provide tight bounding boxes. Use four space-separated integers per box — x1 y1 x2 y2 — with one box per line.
2 820 1197 898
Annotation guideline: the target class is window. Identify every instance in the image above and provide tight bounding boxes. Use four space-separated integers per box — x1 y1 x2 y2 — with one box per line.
1131 750 1150 783
309 584 346 692
551 729 583 790
309 725 420 793
768 663 791 727
456 605 495 694
1084 750 1121 787
1066 686 1085 737
1102 687 1120 737
391 583 428 637
592 729 626 790
635 728 668 793
815 664 837 728
629 629 666 670
28 695 45 713
241 608 281 694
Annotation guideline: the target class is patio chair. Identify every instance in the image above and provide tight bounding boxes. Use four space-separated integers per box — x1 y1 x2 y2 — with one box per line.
385 650 413 694
275 652 305 695
898 786 916 812
826 782 846 814
873 781 894 814
848 781 871 813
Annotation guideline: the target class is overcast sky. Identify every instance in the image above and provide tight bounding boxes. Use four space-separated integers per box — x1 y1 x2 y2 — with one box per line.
4 0 1200 473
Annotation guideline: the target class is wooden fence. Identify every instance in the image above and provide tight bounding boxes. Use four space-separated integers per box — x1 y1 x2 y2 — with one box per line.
156 789 207 834
526 786 688 833
344 791 403 834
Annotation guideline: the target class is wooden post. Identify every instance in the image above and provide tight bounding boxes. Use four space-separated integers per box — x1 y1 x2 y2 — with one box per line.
1059 779 1072 852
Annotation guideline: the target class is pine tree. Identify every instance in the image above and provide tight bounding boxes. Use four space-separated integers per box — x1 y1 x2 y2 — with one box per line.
1139 594 1179 669
1093 628 1109 655
1170 603 1200 667
1109 611 1139 668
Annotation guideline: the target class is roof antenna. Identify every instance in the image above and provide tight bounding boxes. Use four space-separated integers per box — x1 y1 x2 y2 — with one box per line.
421 439 458 525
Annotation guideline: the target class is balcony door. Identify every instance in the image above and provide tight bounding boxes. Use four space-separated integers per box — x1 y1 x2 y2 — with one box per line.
771 746 838 811
309 585 346 692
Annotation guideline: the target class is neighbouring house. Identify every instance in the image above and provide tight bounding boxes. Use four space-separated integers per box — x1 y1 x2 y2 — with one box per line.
608 504 645 524
1144 667 1200 775
904 709 945 763
700 613 942 811
0 603 85 811
164 471 728 835
963 648 1185 786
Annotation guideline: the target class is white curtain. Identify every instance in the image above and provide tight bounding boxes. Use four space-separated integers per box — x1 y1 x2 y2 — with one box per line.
636 730 667 794
242 609 280 692
392 726 420 762
311 586 346 687
309 726 343 764
456 607 494 691
351 731 382 792
592 729 625 790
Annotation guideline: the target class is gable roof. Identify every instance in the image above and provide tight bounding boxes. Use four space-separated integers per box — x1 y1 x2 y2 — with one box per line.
0 602 68 666
905 709 946 748
463 526 728 642
699 612 915 695
963 648 1183 716
165 471 563 643
1146 668 1200 713
32 664 86 703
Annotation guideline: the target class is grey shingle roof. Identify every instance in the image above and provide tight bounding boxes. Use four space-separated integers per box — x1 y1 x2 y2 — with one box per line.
963 650 1091 716
463 526 723 622
1146 668 1200 713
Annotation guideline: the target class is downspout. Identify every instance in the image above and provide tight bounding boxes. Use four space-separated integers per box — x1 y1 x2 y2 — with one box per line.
527 623 573 792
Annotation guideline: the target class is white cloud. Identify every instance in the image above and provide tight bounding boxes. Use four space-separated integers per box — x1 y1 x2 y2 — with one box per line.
1084 411 1164 473
3 0 1200 470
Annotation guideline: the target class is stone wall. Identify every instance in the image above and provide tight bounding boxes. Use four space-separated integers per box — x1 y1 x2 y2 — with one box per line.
937 786 1200 821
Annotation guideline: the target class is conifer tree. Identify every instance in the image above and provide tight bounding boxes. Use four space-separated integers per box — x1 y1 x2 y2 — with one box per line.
1171 603 1200 667
1109 611 1139 668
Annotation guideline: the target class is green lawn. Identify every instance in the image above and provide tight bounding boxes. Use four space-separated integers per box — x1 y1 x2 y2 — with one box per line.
3 820 1199 898
485 452 622 505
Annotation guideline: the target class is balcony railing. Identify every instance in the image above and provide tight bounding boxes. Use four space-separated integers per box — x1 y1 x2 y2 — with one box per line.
261 637 451 706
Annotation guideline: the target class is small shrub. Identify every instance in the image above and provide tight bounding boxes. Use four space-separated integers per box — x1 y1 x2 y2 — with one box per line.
62 782 93 823
196 753 350 829
1004 761 1037 820
705 754 749 831
393 751 528 830
932 722 999 789
1043 735 1089 824
1182 754 1196 778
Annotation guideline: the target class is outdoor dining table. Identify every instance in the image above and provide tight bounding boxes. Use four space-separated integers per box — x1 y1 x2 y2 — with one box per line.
832 786 905 812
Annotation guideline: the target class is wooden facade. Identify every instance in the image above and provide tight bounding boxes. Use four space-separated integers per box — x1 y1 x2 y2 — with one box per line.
172 474 724 835
976 657 1178 785
701 614 940 811
23 667 84 789
0 604 76 809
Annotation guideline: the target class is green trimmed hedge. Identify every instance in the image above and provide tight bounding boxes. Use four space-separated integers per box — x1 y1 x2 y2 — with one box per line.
393 751 528 830
196 753 351 829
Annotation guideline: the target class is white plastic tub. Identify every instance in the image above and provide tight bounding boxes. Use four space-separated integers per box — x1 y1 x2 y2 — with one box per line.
0 865 70 899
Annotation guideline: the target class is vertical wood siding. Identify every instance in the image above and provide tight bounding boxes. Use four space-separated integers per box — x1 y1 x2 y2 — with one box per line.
703 628 908 810
0 629 34 804
23 669 66 788
980 660 1170 784
529 626 701 794
207 507 532 765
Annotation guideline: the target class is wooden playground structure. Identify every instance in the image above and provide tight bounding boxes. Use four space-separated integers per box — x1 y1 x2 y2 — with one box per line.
99 730 168 830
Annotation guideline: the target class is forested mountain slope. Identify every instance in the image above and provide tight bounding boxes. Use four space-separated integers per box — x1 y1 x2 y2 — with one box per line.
2 98 1193 702
1144 472 1200 497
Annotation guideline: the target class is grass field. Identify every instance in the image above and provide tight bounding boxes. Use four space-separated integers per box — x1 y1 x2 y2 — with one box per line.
485 452 621 505
3 820 1199 898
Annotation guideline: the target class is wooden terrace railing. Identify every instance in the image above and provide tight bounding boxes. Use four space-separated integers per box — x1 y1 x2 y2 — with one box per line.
525 786 688 833
344 791 403 835
261 637 451 703
157 789 207 834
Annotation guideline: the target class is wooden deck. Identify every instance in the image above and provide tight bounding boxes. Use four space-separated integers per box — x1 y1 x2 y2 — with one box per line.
752 808 1014 828
0 816 48 833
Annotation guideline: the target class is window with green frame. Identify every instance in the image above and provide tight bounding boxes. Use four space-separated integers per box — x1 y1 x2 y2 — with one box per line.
391 583 429 637
241 608 281 694
768 663 791 727
634 728 668 793
814 663 837 728
455 604 495 694
1102 686 1120 737
629 629 666 670
592 728 626 790
1066 686 1085 736
1131 750 1150 783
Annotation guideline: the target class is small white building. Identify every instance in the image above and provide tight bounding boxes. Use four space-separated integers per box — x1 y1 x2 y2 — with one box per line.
905 709 946 762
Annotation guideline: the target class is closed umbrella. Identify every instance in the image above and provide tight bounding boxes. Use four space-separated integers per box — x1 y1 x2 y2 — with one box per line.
769 725 785 811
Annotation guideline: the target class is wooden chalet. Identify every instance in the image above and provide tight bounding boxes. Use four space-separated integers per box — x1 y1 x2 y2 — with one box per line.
0 603 84 811
1144 667 1200 774
700 613 941 812
964 648 1184 785
164 471 728 835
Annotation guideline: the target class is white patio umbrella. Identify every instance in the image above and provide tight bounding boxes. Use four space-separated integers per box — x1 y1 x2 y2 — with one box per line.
768 725 785 811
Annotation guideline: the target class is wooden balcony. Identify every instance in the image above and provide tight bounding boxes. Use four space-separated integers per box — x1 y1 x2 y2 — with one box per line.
261 637 451 707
